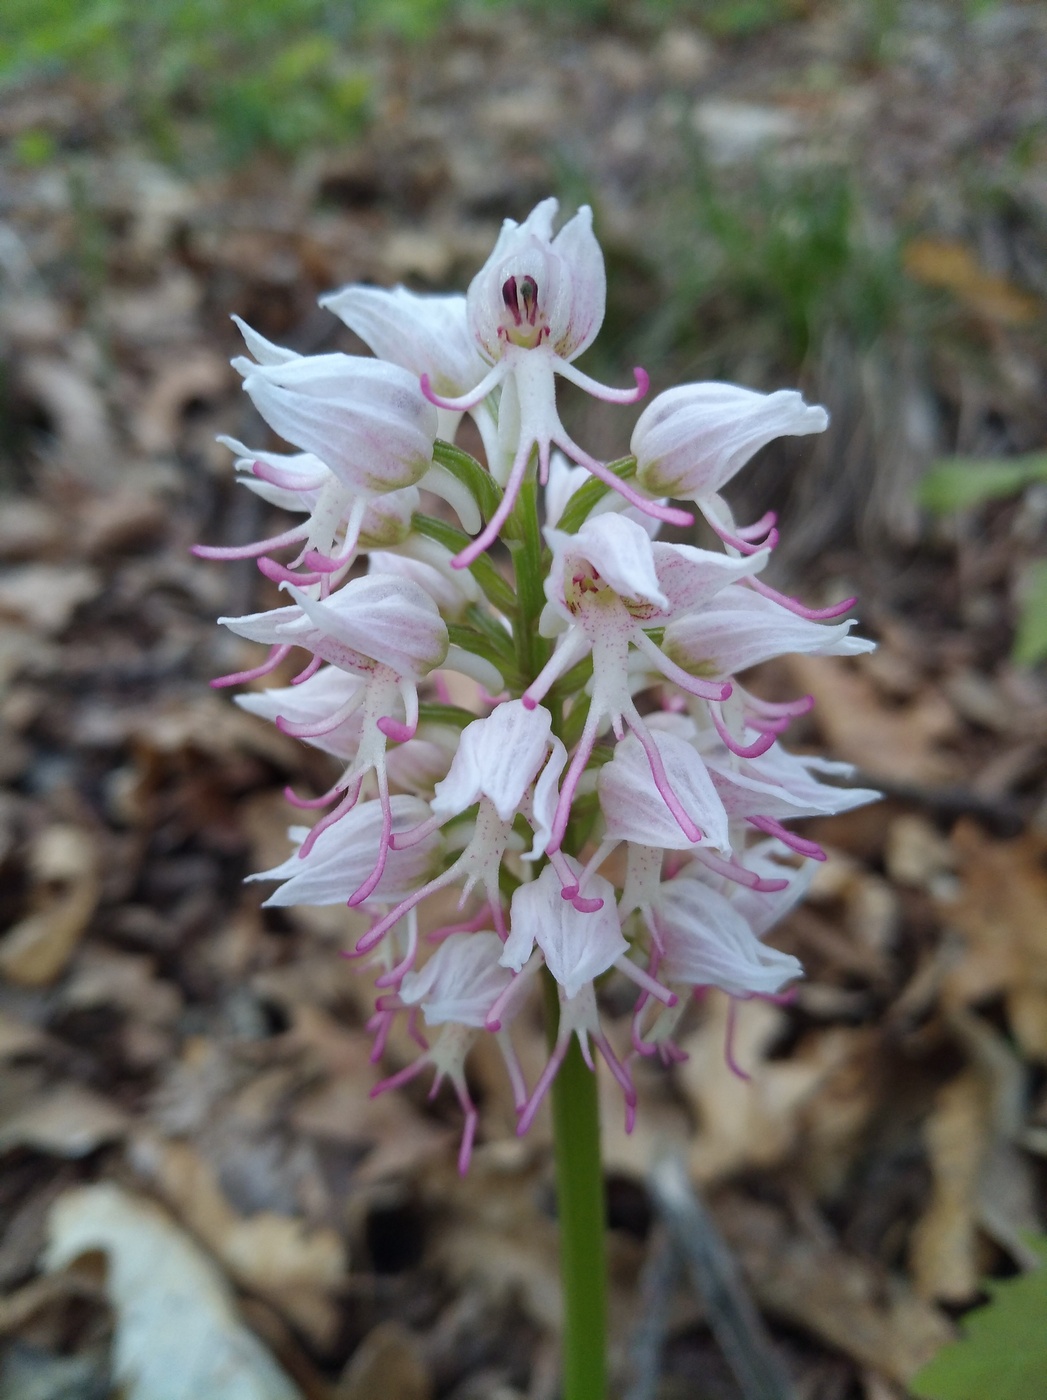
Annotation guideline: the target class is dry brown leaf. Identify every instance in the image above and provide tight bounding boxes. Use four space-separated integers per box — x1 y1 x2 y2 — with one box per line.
282 989 505 1172
133 350 232 453
425 1154 564 1334
787 655 959 785
677 995 879 1188
885 815 956 892
909 1070 991 1302
939 822 1047 1056
0 496 64 562
0 1082 129 1157
0 564 101 636
16 356 117 479
129 1133 347 1347
717 1194 954 1384
0 824 101 986
903 238 1042 326
336 1321 432 1400
0 1010 51 1059
0 1269 103 1336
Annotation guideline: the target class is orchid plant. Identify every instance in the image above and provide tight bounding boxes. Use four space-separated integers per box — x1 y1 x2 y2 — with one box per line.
197 198 878 1399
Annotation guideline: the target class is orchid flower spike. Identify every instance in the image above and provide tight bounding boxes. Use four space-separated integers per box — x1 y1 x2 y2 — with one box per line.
417 199 693 567
198 194 882 1168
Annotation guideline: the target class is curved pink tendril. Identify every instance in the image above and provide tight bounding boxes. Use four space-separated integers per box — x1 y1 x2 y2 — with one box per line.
428 907 492 944
373 915 418 988
732 510 778 541
192 524 308 561
554 359 650 406
746 575 857 620
283 780 341 810
710 708 777 759
705 515 778 556
257 556 324 588
377 716 417 743
367 1008 395 1063
390 811 443 851
250 459 326 492
420 360 509 413
745 692 815 720
275 700 354 740
747 815 826 860
691 849 790 892
370 1056 430 1098
453 1082 479 1176
290 654 323 685
297 782 363 859
211 643 293 689
484 973 521 1034
631 1002 657 1057
517 1039 570 1135
347 778 394 906
630 712 703 843
301 549 345 574
592 1031 637 1133
557 427 693 529
724 997 751 1082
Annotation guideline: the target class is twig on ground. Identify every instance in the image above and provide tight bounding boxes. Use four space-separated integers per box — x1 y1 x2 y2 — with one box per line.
647 1153 797 1400
624 1224 681 1400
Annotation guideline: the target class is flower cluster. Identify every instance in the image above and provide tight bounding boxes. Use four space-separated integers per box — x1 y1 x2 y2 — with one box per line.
200 198 878 1172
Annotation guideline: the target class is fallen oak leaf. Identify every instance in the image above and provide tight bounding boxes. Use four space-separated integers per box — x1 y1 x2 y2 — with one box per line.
44 1183 303 1400
129 1133 346 1349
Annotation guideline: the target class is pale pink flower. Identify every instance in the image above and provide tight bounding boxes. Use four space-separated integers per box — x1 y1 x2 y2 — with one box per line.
498 863 675 1133
250 796 442 908
372 931 529 1173
417 199 693 567
630 858 805 1067
354 700 567 953
220 573 448 900
521 513 757 878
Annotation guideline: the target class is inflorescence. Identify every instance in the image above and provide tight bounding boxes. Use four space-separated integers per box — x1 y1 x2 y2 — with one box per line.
197 198 879 1173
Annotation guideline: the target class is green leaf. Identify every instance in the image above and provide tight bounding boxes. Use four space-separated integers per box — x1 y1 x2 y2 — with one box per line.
1014 560 1047 668
556 456 638 534
412 514 518 616
910 1235 1047 1400
417 702 476 729
918 455 1047 514
432 439 503 524
446 623 513 678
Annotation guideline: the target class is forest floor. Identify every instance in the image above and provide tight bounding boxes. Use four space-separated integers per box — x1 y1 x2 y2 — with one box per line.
1 3 1047 1397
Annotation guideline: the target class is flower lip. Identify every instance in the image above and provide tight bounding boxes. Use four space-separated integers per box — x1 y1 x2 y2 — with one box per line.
467 199 606 364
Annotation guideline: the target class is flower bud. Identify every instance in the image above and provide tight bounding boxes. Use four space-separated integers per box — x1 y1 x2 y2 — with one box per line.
632 382 828 501
242 354 438 495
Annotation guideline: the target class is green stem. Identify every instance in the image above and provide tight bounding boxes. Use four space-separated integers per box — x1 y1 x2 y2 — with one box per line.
544 971 608 1400
509 474 547 686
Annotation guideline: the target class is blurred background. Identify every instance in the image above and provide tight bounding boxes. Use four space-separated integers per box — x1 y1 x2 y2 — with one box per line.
1 2 1046 1398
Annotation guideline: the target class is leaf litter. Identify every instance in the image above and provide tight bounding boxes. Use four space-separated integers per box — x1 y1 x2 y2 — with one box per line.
1 3 1047 1397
